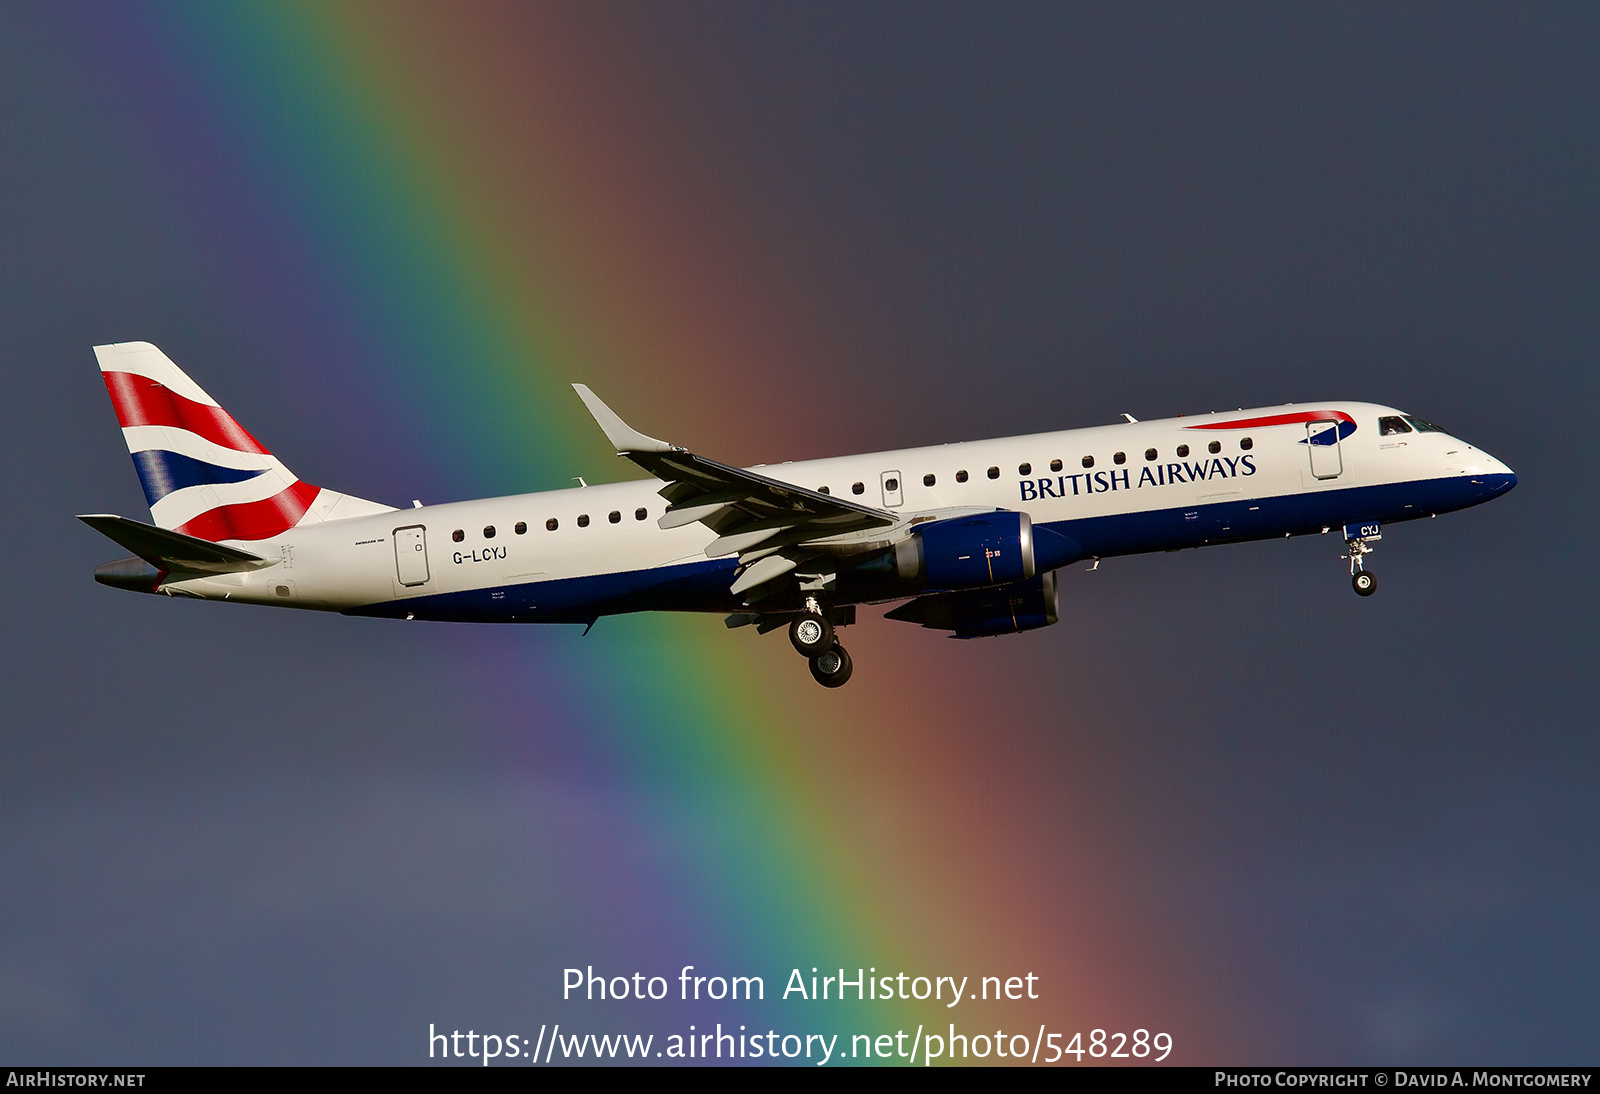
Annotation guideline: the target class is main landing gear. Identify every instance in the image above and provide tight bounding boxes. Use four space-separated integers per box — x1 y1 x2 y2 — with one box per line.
1343 525 1381 597
789 609 834 656
809 643 853 688
792 596 853 688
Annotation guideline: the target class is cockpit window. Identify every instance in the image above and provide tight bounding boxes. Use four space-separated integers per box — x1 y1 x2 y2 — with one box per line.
1403 415 1447 433
1378 416 1412 436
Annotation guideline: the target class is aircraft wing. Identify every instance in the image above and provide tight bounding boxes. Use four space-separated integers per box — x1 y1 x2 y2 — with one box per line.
573 385 900 597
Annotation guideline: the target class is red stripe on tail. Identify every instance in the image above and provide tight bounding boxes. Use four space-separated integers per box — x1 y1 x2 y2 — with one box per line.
174 480 320 542
102 372 270 454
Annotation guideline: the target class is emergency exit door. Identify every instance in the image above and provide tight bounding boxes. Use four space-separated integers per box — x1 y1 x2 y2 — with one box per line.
880 470 904 507
394 526 431 586
1306 420 1343 479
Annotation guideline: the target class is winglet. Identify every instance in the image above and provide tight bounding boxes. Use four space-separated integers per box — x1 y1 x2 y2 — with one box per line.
572 384 678 454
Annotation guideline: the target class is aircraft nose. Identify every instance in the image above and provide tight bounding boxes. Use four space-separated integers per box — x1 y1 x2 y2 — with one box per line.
1482 451 1517 494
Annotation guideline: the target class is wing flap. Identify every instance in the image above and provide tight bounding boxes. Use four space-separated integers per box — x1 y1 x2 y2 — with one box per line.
729 553 799 596
657 501 733 530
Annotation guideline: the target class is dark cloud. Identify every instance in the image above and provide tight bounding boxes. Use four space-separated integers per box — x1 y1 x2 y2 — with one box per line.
2 2 1595 1064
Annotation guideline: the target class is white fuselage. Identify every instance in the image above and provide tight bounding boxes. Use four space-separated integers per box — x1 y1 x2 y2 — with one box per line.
157 402 1515 619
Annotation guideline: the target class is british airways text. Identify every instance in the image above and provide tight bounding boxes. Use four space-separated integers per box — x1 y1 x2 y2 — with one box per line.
1021 455 1256 501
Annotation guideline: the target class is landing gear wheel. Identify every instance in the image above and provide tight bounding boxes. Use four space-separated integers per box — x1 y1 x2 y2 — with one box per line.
1343 531 1380 594
789 612 835 657
809 643 853 688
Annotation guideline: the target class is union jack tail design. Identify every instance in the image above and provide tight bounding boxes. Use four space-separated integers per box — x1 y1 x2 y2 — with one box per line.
95 342 391 542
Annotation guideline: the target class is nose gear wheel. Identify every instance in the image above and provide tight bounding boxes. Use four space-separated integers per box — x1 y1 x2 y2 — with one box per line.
1342 530 1380 597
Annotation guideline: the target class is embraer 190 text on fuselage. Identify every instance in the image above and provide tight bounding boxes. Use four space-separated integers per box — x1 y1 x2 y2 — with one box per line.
80 342 1517 687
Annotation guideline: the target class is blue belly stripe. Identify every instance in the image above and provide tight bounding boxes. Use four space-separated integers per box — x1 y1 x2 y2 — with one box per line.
345 473 1515 625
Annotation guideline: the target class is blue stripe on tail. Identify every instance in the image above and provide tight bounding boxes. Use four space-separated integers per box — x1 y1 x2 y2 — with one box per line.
130 449 267 506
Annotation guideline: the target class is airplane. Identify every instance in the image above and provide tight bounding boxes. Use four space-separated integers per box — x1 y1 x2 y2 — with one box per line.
80 342 1517 688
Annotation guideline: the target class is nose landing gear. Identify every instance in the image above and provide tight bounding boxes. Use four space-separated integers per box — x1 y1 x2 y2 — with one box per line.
1342 523 1381 597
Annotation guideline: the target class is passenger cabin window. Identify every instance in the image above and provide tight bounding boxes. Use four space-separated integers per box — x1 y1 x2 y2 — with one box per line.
635 508 648 520
1082 455 1094 468
483 525 496 538
1144 448 1158 461
1176 444 1189 457
1379 416 1412 436
851 482 865 495
451 529 464 543
1404 415 1446 433
546 518 558 531
884 477 899 492
955 470 968 482
1208 441 1221 454
608 510 621 523
1240 437 1253 450
923 473 936 486
514 522 527 535
1113 452 1126 465
1018 462 1031 475
818 485 830 494
577 514 590 527
1050 459 1062 472
987 467 1000 479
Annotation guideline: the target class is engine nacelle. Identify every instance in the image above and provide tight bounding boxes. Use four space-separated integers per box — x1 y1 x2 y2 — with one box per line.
884 572 1059 638
894 511 1036 590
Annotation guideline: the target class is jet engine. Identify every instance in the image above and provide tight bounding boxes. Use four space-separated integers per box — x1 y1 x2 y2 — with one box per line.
893 511 1035 590
884 572 1059 638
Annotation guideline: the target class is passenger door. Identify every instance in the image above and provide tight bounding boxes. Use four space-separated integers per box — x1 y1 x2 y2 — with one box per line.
393 525 431 586
1306 420 1343 479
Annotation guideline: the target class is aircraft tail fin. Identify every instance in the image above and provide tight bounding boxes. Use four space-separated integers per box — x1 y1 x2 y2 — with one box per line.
93 342 393 542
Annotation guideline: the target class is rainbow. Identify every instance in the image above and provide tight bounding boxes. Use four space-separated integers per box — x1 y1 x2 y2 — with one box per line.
61 2 1226 1060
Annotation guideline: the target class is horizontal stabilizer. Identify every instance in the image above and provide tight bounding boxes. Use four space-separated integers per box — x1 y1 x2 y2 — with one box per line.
77 514 275 574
